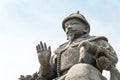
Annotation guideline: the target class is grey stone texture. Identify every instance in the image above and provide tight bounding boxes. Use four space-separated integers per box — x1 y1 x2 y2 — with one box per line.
19 12 120 80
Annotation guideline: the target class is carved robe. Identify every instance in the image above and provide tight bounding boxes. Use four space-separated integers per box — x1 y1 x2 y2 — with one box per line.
53 35 118 80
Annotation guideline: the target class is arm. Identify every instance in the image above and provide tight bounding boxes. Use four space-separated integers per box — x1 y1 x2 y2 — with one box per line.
86 39 118 70
36 41 57 79
79 39 118 69
90 40 120 80
94 40 118 66
78 38 120 80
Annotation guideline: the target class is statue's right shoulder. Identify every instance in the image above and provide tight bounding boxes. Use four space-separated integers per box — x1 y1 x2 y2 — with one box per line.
54 41 69 54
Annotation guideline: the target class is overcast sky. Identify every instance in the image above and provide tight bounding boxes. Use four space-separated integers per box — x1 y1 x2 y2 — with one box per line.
0 0 120 80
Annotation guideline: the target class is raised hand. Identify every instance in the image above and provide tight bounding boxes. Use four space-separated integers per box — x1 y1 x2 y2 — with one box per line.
36 41 51 66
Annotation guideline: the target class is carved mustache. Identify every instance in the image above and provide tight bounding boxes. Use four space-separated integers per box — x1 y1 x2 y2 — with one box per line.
66 29 76 34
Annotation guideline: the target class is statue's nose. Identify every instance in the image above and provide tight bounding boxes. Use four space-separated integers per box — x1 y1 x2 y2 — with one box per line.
66 25 72 32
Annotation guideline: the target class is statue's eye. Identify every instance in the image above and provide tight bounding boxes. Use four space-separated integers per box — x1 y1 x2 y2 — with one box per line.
71 22 79 25
64 24 68 28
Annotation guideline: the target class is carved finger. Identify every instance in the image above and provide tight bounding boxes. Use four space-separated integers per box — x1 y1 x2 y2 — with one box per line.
36 46 38 53
44 43 47 50
48 46 51 55
40 41 44 51
36 44 41 53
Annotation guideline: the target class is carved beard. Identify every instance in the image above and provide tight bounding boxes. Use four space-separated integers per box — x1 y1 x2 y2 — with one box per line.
67 31 75 41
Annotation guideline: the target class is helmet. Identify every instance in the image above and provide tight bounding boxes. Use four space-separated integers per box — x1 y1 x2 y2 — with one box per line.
62 11 90 32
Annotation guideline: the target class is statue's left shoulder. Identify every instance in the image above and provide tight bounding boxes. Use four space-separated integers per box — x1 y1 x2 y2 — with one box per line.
89 36 108 42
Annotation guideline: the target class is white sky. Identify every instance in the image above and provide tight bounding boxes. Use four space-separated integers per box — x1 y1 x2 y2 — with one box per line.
0 0 120 80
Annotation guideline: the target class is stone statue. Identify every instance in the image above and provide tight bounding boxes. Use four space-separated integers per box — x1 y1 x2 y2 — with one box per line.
19 11 120 80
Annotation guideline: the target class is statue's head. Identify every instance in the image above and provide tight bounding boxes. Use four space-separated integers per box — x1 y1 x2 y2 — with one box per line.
62 11 90 41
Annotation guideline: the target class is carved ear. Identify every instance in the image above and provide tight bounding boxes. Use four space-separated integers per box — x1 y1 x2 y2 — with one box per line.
83 27 89 33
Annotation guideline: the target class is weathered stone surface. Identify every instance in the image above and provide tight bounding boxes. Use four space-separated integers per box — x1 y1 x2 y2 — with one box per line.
19 11 120 80
65 63 103 80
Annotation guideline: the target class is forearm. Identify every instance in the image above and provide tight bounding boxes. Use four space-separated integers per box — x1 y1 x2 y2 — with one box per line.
102 48 118 64
95 45 118 64
88 43 118 64
39 63 56 79
89 41 118 65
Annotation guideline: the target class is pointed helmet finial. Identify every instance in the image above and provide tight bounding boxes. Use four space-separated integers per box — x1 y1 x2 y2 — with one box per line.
77 11 79 14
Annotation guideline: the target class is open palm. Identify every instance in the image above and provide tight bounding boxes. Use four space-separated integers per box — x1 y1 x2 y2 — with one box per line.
36 41 51 66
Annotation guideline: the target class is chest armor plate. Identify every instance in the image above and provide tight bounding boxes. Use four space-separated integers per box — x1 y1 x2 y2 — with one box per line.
60 45 79 71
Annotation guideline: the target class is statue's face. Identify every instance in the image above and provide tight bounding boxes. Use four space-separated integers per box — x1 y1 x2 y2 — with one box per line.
64 18 89 40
